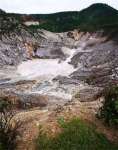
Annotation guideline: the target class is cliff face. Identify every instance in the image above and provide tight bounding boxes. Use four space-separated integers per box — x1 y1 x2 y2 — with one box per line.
68 30 118 86
0 29 72 66
0 14 30 66
0 13 76 67
0 11 75 67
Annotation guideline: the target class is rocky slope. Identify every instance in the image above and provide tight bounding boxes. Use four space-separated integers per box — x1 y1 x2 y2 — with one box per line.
69 30 118 86
0 4 118 110
0 12 76 67
0 28 117 109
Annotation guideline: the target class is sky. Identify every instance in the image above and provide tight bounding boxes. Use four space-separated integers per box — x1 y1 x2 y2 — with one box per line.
0 0 118 14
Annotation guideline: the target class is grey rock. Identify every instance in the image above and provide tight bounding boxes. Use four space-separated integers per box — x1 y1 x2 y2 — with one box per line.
53 75 79 85
79 87 102 102
0 90 48 109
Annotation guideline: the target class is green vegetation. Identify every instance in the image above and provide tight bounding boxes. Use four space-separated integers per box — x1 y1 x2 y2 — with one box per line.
99 86 118 126
29 3 118 32
1 3 118 33
36 118 118 150
0 143 3 150
74 92 80 99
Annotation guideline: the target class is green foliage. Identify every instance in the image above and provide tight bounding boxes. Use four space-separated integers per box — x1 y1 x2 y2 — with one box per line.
0 99 11 112
29 3 118 32
36 118 118 150
57 116 65 126
74 92 80 99
0 143 3 150
2 3 118 33
99 86 118 126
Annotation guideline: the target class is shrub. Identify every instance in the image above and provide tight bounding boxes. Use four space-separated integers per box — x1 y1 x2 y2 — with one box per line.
36 118 118 150
74 92 80 99
0 143 3 150
0 98 21 150
99 86 118 126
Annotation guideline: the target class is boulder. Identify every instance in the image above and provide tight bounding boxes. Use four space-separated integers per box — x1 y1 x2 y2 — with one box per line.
0 90 48 109
78 87 102 102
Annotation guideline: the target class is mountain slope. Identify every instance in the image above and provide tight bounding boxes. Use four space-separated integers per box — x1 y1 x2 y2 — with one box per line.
78 3 118 31
1 3 118 32
0 9 6 14
27 3 118 32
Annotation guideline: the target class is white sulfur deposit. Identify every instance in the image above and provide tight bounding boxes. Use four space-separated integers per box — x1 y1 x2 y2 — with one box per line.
17 49 76 80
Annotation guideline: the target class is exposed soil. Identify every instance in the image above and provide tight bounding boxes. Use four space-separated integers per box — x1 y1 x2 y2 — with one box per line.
16 100 118 150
